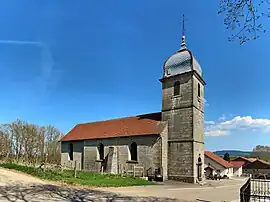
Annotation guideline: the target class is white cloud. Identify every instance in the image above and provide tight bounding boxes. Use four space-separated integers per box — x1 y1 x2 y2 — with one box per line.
205 115 270 136
205 130 230 136
204 98 209 107
205 121 215 125
218 114 226 121
0 40 43 46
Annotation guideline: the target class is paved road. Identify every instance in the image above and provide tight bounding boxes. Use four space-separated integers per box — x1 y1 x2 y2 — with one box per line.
98 178 246 202
0 167 246 202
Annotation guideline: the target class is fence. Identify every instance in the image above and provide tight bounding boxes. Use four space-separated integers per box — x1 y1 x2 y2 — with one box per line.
126 165 144 177
240 178 270 201
146 167 163 181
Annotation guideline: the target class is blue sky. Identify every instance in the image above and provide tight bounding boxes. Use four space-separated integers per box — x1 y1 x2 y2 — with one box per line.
0 1 269 151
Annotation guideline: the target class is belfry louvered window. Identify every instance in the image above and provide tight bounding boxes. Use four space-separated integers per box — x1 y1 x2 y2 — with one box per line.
174 81 180 96
198 83 201 97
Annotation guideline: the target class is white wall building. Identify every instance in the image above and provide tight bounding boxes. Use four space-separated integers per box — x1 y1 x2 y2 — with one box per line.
204 151 234 178
230 161 245 177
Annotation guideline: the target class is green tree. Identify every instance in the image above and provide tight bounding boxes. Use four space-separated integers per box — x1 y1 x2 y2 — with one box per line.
223 152 230 161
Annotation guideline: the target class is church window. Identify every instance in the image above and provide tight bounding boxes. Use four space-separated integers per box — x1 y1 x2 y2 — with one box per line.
98 143 104 160
68 143 73 161
174 81 180 96
130 142 137 161
198 83 201 97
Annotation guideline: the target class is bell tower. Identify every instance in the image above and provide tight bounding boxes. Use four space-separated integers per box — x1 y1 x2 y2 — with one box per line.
160 17 205 183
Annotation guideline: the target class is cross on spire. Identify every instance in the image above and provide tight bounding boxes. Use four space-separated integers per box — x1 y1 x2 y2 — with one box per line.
180 14 187 50
182 14 185 37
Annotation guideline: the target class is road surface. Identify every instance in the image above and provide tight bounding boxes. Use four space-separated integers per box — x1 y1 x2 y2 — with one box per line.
0 167 246 202
0 167 179 202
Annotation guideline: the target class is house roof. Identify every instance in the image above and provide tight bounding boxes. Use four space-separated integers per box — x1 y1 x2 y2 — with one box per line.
61 112 163 141
247 158 258 162
205 166 214 171
230 161 245 168
244 159 270 169
233 156 257 163
205 164 216 171
204 151 233 168
257 159 270 165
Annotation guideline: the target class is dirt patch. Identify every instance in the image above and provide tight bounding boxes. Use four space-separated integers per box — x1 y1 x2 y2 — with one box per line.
0 167 45 185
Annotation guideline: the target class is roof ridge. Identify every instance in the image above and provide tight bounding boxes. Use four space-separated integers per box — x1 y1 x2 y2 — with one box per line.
205 151 233 168
60 112 162 141
78 112 161 125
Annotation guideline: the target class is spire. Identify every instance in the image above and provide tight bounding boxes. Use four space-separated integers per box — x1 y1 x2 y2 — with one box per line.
180 14 187 50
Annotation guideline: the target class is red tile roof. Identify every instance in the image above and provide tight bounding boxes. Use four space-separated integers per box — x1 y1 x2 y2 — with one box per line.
204 151 233 168
61 112 163 141
230 161 245 168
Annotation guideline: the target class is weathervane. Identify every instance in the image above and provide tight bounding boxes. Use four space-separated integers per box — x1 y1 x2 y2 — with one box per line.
182 14 186 37
181 14 187 49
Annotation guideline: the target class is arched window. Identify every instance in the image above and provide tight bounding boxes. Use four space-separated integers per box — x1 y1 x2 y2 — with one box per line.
130 142 137 161
198 83 201 97
198 157 202 163
98 143 104 160
174 81 180 96
69 143 73 161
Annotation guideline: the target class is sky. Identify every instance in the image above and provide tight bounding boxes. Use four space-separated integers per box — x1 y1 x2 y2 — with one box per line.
0 0 270 152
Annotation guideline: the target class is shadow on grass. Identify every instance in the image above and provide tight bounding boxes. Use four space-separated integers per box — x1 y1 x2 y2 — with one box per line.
0 183 180 202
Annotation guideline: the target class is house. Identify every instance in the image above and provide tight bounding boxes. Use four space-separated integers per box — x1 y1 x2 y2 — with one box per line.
243 159 270 178
232 157 257 176
60 30 206 184
204 151 234 178
232 156 257 167
230 161 245 177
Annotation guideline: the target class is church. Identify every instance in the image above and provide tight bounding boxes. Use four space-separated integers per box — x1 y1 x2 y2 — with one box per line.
60 30 206 184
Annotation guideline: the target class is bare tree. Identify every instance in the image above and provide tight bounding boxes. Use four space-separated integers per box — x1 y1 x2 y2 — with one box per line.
0 128 11 159
44 125 61 164
219 0 270 44
0 120 62 165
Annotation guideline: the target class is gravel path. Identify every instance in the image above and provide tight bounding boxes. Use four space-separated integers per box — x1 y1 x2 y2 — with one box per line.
0 167 183 202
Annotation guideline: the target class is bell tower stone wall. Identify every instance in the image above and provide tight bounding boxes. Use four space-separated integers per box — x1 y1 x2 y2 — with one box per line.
161 71 205 183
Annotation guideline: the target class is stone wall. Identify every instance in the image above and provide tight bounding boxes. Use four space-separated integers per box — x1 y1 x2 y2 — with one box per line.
192 74 205 182
161 73 193 113
60 134 163 176
193 108 204 143
193 142 204 181
167 141 194 182
161 71 205 183
61 141 84 170
160 123 168 180
192 74 204 113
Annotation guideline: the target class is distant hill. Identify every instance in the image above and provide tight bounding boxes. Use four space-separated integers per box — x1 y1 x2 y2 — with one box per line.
214 150 252 157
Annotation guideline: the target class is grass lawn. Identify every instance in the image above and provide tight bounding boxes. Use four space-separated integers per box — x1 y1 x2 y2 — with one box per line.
0 163 154 187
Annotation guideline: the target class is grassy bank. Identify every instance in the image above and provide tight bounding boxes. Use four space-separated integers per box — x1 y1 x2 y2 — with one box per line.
0 163 154 187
